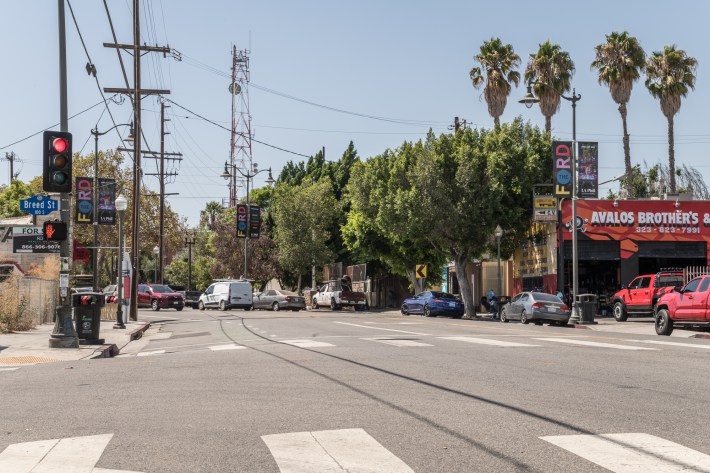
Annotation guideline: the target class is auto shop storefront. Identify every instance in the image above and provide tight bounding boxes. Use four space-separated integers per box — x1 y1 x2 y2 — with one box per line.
561 199 710 294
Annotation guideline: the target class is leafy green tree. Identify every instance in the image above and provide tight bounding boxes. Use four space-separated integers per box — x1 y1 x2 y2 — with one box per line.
645 45 697 194
609 161 708 200
591 31 646 197
524 41 575 133
0 179 32 218
470 38 521 129
271 180 338 292
164 226 216 291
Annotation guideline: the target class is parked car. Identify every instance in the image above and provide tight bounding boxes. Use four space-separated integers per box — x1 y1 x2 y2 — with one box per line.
137 284 184 311
198 280 253 311
400 291 464 318
500 292 570 325
183 291 202 309
611 269 684 321
311 278 367 311
102 284 117 295
71 286 94 294
253 289 306 312
654 275 710 335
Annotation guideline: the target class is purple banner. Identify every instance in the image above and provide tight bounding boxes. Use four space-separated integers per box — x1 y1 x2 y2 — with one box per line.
98 178 116 225
577 142 599 198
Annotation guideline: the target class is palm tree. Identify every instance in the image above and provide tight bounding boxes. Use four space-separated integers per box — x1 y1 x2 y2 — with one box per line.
645 45 697 194
470 38 521 129
591 32 645 197
524 41 575 133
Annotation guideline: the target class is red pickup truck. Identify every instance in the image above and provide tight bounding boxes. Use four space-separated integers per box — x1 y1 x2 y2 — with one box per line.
611 270 684 321
655 275 710 335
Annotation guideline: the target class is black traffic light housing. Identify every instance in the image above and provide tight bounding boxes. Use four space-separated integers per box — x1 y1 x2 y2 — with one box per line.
43 220 67 241
42 130 72 193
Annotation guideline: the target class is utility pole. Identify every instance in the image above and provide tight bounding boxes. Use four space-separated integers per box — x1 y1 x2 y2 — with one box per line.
184 234 195 291
448 117 469 133
5 152 16 185
103 0 170 320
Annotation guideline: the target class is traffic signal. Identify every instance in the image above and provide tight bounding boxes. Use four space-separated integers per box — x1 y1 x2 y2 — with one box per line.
43 130 72 192
43 221 67 241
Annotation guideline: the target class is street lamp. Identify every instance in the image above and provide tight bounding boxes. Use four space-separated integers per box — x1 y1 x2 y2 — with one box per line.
494 225 503 316
221 162 275 279
90 123 134 291
114 194 127 329
153 245 159 283
520 80 584 323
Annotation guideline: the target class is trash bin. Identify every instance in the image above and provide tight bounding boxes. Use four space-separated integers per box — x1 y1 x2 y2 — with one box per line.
72 292 105 343
576 294 597 323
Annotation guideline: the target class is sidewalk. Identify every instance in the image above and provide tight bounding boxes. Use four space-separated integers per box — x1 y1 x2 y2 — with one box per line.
0 320 150 367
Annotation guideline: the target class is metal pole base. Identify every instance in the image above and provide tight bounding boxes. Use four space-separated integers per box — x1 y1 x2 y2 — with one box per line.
113 323 126 330
49 306 79 348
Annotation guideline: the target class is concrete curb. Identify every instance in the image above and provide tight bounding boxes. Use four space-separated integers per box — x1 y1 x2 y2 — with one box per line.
90 344 119 359
127 322 151 341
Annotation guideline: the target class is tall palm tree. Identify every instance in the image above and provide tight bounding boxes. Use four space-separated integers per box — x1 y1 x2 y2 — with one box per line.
645 45 697 194
525 41 575 133
470 38 521 129
591 31 645 197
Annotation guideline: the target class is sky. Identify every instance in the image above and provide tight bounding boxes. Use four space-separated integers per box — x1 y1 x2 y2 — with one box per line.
3 0 710 227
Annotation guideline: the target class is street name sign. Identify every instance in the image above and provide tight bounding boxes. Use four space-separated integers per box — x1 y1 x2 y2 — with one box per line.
19 195 59 216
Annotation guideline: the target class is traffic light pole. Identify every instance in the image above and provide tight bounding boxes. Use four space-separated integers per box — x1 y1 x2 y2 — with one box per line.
49 0 78 348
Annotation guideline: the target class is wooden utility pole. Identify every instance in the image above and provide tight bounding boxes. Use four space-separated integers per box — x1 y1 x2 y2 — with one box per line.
5 152 16 185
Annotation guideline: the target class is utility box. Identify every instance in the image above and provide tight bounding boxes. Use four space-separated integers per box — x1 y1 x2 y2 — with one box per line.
72 292 105 343
576 294 597 323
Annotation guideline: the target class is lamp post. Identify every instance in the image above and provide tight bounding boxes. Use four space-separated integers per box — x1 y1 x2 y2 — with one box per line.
153 245 159 283
114 194 127 329
221 162 275 279
184 234 195 291
90 123 134 291
494 225 503 316
520 80 583 322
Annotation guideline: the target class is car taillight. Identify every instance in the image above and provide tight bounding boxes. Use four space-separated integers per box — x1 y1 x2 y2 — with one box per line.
532 302 545 309
561 305 570 311
434 299 445 303
285 296 292 302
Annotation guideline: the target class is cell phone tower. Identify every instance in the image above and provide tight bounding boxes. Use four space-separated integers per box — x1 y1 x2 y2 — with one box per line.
228 46 252 207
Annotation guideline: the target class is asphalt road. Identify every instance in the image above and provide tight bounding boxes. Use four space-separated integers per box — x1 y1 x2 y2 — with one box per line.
2 307 710 472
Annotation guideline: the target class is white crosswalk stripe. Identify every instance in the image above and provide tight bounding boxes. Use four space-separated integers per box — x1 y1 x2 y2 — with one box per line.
0 434 145 473
534 338 659 350
363 337 433 347
627 339 710 350
541 433 710 472
281 339 336 348
440 336 540 347
262 428 414 473
136 350 166 356
0 367 20 372
208 344 246 351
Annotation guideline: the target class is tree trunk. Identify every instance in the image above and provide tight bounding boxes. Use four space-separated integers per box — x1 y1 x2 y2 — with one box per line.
618 102 633 197
453 253 475 317
493 116 500 130
545 115 551 134
297 273 302 294
667 115 676 194
406 269 423 295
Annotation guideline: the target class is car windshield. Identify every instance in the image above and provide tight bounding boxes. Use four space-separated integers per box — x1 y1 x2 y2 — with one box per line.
431 291 458 300
532 293 562 302
150 285 174 293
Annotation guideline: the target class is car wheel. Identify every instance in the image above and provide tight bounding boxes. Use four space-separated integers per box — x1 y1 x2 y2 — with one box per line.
272 302 280 311
219 300 227 311
312 299 319 310
176 307 183 312
401 304 409 316
500 309 509 323
613 302 628 322
655 309 674 336
424 304 433 317
151 299 160 311
244 305 252 311
198 301 205 311
520 310 529 324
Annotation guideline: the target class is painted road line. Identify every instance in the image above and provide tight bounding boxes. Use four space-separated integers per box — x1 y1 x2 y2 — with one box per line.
281 339 336 348
208 344 246 351
364 338 433 347
440 336 540 348
149 332 173 340
627 339 710 349
334 321 429 336
0 367 20 371
541 433 710 472
534 338 659 351
136 350 166 356
262 428 414 473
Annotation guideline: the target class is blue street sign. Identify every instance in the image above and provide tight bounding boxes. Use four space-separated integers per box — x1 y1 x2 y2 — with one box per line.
19 195 59 216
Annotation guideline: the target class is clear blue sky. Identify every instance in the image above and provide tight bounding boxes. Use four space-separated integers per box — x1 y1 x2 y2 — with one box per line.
3 1 709 226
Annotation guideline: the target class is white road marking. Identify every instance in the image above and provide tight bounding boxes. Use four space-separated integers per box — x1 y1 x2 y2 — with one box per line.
136 350 166 356
149 332 173 340
440 336 540 347
541 433 710 472
208 344 246 351
0 434 146 473
364 338 433 347
627 339 710 349
0 367 20 371
334 321 429 335
262 428 414 473
534 338 659 351
281 339 335 348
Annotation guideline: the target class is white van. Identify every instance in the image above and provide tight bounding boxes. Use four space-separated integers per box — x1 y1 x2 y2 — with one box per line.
198 280 253 311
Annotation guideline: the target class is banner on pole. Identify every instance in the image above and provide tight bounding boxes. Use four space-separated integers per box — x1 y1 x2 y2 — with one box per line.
552 141 573 198
577 142 599 198
98 178 116 225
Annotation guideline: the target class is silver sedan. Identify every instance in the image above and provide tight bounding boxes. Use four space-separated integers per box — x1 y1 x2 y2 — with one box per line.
253 289 306 312
500 292 571 325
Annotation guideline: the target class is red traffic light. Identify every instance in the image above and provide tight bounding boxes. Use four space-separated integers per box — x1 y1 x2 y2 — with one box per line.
52 138 68 153
43 221 67 241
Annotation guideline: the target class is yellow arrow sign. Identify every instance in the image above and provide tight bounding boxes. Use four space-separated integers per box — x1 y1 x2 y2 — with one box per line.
415 265 427 279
